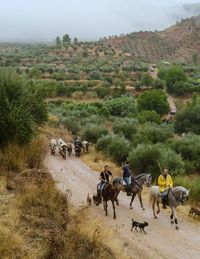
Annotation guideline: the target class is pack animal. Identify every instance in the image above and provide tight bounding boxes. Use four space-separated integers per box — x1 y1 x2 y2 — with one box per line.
113 173 152 210
150 186 189 230
131 219 148 234
93 183 118 219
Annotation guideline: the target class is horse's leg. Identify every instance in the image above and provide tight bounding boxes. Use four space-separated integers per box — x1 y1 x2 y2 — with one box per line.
172 207 179 230
138 191 145 210
170 211 174 224
130 193 136 209
115 190 120 206
112 200 116 219
156 201 160 214
105 201 108 216
152 200 157 219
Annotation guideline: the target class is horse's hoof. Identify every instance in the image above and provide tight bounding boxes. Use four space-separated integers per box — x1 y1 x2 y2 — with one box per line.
142 208 145 211
157 210 160 214
171 221 174 224
130 206 133 210
154 216 158 219
113 216 116 220
175 226 179 230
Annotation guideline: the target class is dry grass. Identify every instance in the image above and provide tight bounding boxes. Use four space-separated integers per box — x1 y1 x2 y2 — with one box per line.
0 139 118 259
80 146 122 177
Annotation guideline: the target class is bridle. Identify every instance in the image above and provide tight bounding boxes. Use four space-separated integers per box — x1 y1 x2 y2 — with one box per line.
170 189 186 205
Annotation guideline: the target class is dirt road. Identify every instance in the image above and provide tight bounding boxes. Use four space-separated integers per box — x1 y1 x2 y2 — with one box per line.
45 154 200 259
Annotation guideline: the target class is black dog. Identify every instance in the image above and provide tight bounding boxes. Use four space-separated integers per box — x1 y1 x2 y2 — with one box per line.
131 219 148 234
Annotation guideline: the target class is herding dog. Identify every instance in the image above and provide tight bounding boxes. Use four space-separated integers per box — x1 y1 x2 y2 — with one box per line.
131 219 148 234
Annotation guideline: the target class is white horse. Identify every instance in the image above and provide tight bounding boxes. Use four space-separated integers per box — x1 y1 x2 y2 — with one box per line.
82 140 89 152
49 139 57 155
150 186 189 230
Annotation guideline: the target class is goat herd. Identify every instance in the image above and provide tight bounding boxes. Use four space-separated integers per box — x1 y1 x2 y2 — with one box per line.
49 138 89 159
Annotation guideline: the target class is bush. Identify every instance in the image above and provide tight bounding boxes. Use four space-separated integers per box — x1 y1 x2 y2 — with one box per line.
81 124 108 143
128 144 185 179
62 117 80 134
137 90 169 116
112 118 138 139
165 66 187 94
103 96 136 117
170 134 200 171
0 69 47 145
174 96 200 135
133 123 174 145
137 111 162 124
96 134 130 164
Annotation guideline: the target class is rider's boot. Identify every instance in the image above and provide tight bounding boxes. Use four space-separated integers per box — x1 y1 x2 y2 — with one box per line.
126 185 132 196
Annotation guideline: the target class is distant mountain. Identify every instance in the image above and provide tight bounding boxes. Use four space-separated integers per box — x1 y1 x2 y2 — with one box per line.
102 15 200 63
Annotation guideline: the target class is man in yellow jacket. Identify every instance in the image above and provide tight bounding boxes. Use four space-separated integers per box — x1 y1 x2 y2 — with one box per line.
158 168 173 208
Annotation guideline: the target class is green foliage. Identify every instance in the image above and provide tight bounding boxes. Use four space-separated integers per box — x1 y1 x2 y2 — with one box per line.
170 134 200 171
81 124 108 143
128 144 184 179
62 118 80 134
104 96 136 117
0 69 47 145
173 81 193 96
128 144 161 178
133 123 174 145
140 73 154 88
112 118 138 139
95 87 111 99
137 90 169 116
174 96 200 134
165 66 187 94
62 34 71 45
153 78 165 89
96 134 130 164
137 110 162 124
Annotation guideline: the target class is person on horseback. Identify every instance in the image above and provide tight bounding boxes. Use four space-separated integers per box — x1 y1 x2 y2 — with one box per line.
158 168 173 209
122 161 132 196
97 165 112 203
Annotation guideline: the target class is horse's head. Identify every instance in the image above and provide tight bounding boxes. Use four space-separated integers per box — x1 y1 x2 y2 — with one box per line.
145 174 152 187
174 187 190 205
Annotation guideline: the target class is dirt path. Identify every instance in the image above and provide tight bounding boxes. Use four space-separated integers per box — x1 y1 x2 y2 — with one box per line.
45 154 200 259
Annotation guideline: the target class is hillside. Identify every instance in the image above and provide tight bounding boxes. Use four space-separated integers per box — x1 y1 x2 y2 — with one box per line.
103 15 200 63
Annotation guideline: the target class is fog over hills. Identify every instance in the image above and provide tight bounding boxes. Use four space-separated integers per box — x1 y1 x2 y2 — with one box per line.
0 0 200 42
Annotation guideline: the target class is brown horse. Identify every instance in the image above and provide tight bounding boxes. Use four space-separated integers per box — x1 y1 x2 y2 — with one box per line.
93 183 118 219
66 143 73 156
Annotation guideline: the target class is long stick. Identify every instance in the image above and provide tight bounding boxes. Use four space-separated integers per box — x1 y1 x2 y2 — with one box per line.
157 159 162 173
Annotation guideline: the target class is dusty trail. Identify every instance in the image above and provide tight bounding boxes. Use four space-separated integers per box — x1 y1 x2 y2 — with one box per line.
45 154 200 259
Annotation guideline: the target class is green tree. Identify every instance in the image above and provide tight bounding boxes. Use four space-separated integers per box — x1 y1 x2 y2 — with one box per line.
141 73 154 89
137 90 169 116
62 34 71 45
165 66 187 94
73 37 78 45
137 111 162 124
174 96 200 135
0 69 47 145
56 36 62 46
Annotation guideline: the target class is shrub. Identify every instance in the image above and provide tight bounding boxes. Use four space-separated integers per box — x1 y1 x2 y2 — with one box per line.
103 96 136 117
81 124 108 143
133 123 174 145
96 134 130 164
174 96 200 135
62 117 80 134
170 134 200 171
128 144 185 179
137 90 169 116
112 118 138 139
0 69 47 145
165 66 187 94
137 111 162 124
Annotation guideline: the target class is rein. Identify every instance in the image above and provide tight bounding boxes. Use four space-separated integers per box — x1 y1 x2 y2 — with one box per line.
170 189 181 204
134 180 143 190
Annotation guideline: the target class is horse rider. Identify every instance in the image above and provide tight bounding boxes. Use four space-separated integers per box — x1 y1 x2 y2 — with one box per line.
97 165 113 202
122 161 132 196
158 168 173 209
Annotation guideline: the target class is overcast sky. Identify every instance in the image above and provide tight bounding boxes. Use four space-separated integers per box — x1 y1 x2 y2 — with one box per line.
0 0 199 42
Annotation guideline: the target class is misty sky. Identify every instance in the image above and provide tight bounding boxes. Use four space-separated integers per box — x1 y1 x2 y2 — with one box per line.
0 0 199 42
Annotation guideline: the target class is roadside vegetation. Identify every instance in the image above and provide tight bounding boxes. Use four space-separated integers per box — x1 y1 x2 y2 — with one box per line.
0 31 200 256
